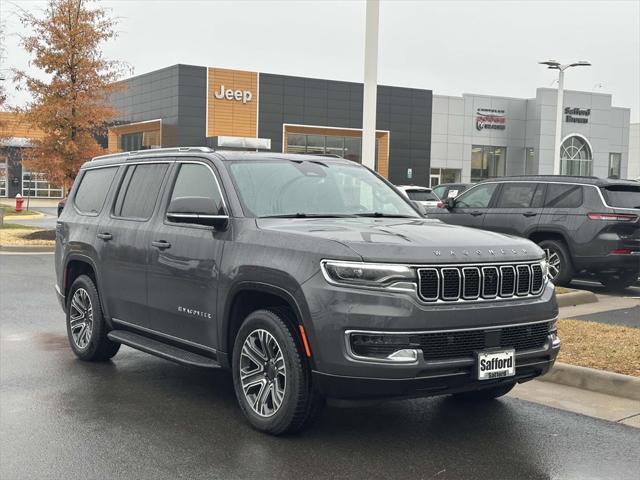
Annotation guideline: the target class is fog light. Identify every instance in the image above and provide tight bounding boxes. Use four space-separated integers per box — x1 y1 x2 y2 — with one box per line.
386 349 419 362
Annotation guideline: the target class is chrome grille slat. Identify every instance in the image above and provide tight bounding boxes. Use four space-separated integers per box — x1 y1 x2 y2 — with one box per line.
417 262 545 303
499 266 516 297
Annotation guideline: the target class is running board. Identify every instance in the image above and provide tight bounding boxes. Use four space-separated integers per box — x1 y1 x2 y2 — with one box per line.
107 330 221 369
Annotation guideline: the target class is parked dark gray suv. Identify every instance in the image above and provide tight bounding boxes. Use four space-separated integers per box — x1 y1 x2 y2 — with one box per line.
55 148 559 434
428 176 640 289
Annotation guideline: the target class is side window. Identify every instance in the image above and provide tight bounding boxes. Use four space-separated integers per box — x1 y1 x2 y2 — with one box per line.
456 183 498 209
168 163 225 216
496 183 538 208
73 167 118 215
544 184 583 208
113 163 169 220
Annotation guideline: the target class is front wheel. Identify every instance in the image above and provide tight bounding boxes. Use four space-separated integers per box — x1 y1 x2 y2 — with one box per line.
598 270 639 292
232 309 324 435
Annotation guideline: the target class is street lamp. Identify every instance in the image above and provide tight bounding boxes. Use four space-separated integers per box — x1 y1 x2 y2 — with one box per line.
539 60 591 175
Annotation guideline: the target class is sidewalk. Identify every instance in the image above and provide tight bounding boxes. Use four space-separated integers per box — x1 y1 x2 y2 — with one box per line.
510 380 640 428
0 198 62 209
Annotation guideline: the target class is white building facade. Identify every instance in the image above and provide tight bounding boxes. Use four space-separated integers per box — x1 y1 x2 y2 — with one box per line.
629 123 640 180
430 88 631 185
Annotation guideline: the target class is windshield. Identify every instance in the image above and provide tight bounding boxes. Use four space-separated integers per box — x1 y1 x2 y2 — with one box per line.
406 190 438 202
602 185 640 209
227 160 420 218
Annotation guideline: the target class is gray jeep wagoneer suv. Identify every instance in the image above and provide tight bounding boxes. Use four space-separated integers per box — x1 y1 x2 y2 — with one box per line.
55 148 559 434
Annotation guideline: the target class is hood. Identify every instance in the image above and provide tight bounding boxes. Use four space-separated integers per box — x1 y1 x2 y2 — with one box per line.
256 217 543 263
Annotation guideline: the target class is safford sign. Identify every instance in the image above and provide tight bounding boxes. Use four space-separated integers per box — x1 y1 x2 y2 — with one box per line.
476 108 506 131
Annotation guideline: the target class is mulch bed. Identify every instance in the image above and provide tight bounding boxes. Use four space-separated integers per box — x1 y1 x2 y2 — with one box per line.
22 230 56 241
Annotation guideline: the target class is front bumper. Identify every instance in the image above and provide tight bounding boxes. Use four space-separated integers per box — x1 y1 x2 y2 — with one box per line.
299 270 559 399
313 337 560 399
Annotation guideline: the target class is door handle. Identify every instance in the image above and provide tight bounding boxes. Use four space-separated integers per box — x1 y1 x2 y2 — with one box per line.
151 240 171 250
96 232 112 241
470 210 483 217
523 211 538 217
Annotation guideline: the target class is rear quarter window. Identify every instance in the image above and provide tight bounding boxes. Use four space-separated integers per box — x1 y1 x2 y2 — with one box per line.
601 186 640 209
73 167 118 215
544 184 583 208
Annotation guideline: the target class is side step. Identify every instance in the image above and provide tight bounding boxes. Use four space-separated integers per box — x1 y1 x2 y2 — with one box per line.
107 330 221 369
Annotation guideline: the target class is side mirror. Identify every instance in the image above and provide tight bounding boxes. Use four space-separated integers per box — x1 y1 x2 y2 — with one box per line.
411 200 427 216
167 196 229 229
444 197 456 210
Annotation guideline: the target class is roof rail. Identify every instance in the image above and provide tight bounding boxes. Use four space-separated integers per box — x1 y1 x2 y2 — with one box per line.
91 146 215 161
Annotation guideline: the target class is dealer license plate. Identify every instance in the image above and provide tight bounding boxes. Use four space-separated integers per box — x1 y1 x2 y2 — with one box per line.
476 349 515 381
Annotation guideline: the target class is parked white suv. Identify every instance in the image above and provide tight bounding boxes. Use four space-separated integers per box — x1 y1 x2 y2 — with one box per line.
396 185 440 208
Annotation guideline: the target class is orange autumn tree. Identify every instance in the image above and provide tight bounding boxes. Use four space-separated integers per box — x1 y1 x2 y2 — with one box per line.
14 0 129 192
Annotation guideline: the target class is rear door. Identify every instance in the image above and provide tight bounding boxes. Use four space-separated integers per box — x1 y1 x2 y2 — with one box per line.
538 182 586 254
430 182 499 228
482 182 545 236
96 160 171 328
146 159 229 350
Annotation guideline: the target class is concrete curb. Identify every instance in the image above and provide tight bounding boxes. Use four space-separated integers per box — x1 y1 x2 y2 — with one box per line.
556 289 598 308
540 362 640 401
0 245 55 253
3 212 46 221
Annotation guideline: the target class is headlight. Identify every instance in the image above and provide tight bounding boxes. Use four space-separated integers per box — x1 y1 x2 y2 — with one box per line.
321 260 416 288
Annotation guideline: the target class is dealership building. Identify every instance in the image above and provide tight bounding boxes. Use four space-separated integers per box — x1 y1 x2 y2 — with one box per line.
0 64 634 198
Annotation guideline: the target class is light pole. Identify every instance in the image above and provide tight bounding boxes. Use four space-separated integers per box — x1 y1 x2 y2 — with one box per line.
362 0 379 171
539 60 591 175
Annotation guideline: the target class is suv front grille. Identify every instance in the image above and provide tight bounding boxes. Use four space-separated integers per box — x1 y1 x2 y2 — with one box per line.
350 321 552 361
417 262 544 302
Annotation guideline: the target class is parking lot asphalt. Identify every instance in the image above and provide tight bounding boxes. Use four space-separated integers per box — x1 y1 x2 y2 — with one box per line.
2 254 640 480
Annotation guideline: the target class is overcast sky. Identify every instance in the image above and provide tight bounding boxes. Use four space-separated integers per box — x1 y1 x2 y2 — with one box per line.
3 0 640 121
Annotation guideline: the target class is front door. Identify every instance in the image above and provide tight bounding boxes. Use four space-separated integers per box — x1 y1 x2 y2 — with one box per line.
431 182 499 229
482 182 545 237
96 161 170 328
146 160 228 350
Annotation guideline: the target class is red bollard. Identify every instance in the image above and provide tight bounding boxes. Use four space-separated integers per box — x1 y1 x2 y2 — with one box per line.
15 194 24 212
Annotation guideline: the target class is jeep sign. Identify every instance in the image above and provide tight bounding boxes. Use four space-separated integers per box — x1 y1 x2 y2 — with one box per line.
214 85 252 104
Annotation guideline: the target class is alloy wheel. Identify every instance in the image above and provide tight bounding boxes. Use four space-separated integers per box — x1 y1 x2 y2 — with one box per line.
544 248 561 281
240 329 286 417
69 288 94 349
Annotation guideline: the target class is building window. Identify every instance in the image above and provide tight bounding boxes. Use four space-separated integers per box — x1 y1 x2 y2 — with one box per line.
471 145 506 182
560 135 592 176
0 161 7 197
525 148 536 175
608 153 621 179
430 168 461 186
286 133 371 168
119 129 161 152
22 171 63 198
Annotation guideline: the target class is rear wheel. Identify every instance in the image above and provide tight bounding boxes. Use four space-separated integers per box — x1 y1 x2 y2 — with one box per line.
598 270 639 292
538 239 574 286
451 382 516 401
66 275 120 361
232 308 324 435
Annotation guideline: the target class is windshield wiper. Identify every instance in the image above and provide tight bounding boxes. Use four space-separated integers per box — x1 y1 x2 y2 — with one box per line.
260 213 357 218
354 212 417 218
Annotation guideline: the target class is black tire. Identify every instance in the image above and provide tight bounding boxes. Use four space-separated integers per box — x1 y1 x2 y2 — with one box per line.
232 308 324 435
538 239 574 286
451 382 516 401
598 270 639 292
66 275 120 361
